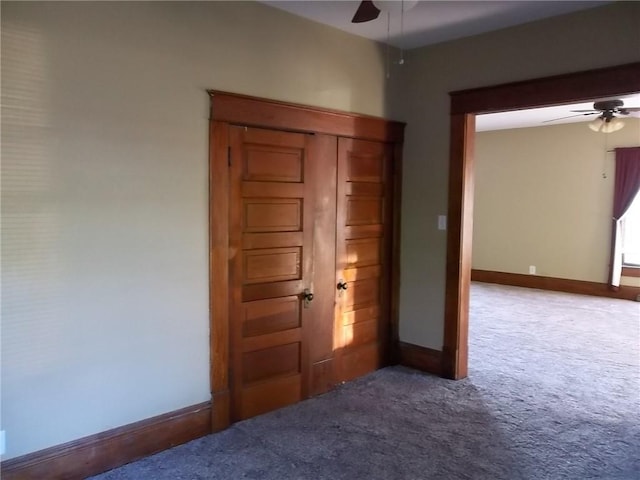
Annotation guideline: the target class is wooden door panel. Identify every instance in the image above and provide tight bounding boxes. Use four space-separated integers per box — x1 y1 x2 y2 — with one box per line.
343 319 378 347
343 265 381 282
244 147 303 183
242 182 304 198
243 247 301 284
337 343 380 383
310 359 334 397
346 197 382 225
307 135 338 397
346 182 383 196
241 328 301 353
242 343 300 384
346 238 381 267
347 152 383 183
242 296 300 338
243 199 302 232
241 127 307 150
241 374 301 419
229 126 313 422
242 280 303 303
335 137 393 384
342 305 379 326
343 278 380 310
343 224 383 240
242 232 304 250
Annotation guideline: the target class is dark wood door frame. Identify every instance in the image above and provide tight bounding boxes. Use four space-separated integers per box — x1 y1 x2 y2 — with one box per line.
442 62 640 379
208 91 405 430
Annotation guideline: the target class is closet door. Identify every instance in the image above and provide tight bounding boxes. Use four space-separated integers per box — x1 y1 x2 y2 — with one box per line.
228 126 316 420
335 138 394 382
210 90 404 430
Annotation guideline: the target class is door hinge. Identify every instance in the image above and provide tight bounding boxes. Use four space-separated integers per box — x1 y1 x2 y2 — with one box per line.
227 146 231 167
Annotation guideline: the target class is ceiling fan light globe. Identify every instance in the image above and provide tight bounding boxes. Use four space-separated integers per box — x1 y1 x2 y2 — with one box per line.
588 116 625 133
602 117 625 133
588 117 604 132
373 0 418 14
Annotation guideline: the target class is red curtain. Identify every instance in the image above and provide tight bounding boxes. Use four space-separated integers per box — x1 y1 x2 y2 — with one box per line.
609 147 640 287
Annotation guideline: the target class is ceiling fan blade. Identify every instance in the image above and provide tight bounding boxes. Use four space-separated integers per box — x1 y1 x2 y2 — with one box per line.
352 0 380 23
570 109 598 113
621 107 640 112
542 112 598 123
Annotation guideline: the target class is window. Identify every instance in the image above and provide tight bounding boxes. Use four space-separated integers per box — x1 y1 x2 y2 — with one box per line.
610 147 640 287
621 191 640 267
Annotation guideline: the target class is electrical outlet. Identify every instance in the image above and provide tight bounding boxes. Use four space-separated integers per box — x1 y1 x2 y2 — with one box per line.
529 265 536 275
0 430 6 456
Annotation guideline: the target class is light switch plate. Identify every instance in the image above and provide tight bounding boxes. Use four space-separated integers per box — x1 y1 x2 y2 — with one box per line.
438 215 447 231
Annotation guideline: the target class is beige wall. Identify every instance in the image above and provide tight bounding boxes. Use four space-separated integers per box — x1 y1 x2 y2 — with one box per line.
623 276 640 288
394 2 640 350
0 1 390 459
473 119 640 282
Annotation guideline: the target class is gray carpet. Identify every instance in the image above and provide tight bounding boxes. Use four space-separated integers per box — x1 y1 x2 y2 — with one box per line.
91 283 640 479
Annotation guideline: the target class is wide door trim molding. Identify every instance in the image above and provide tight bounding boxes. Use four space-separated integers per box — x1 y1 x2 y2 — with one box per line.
207 91 405 143
209 91 405 431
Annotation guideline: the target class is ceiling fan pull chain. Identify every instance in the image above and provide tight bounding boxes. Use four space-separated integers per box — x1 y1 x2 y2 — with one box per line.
602 132 609 179
399 0 405 65
386 11 391 78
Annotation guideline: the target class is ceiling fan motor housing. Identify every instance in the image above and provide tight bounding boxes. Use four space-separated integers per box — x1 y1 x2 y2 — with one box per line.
593 99 624 112
548 98 638 127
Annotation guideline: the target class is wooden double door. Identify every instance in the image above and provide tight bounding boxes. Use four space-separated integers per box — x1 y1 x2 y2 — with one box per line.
227 125 395 421
209 92 404 427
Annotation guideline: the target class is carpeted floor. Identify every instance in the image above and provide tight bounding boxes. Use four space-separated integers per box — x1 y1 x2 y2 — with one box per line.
91 283 640 479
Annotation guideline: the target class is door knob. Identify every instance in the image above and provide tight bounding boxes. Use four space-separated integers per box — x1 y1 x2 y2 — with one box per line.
302 288 314 308
337 280 348 291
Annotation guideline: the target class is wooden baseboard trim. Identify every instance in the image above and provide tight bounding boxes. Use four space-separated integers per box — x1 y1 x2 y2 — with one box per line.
212 390 230 432
398 341 443 376
472 269 640 301
1 401 212 480
622 266 640 278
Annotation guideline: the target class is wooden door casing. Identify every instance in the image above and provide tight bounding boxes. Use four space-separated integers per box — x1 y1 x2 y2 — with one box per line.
334 138 394 383
209 91 404 430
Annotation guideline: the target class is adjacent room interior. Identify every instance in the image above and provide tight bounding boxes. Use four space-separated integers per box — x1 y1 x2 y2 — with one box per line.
465 103 640 478
474 97 640 290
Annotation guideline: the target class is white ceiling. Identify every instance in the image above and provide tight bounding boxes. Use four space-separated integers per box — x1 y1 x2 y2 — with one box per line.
261 0 636 131
261 1 611 50
476 93 640 132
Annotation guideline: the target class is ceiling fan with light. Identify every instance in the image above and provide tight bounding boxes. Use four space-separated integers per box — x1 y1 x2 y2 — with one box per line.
351 0 419 71
351 0 418 23
544 99 640 133
352 0 380 23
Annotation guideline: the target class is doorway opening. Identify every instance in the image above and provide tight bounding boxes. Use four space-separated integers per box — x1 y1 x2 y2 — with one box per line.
442 62 640 379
